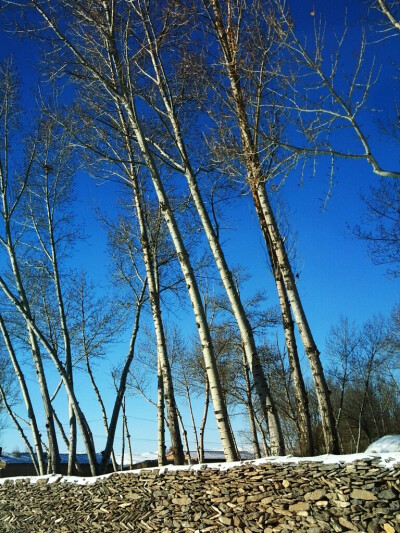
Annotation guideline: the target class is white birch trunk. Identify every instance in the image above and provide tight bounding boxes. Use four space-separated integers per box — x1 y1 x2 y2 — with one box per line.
121 99 238 461
44 185 76 475
255 184 339 453
0 273 100 475
137 5 284 454
84 349 118 471
199 376 210 464
242 350 262 459
0 383 41 474
186 384 201 461
2 219 61 472
263 226 313 456
113 110 184 465
0 314 45 474
205 0 338 454
157 356 167 466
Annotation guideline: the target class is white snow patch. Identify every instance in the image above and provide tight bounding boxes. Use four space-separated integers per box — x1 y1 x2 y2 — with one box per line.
116 451 158 468
365 435 400 454
1 450 399 486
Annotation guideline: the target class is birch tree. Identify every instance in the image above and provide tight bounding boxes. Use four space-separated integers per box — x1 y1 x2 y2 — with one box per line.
123 0 284 455
18 0 238 461
0 63 62 473
199 0 338 453
22 116 83 474
104 200 185 466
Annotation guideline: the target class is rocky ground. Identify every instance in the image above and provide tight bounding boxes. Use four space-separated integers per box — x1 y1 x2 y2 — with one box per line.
0 456 399 532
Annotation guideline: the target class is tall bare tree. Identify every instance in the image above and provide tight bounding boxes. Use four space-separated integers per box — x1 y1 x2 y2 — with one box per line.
124 0 284 455
199 0 338 453
0 63 62 472
20 0 238 460
104 200 185 466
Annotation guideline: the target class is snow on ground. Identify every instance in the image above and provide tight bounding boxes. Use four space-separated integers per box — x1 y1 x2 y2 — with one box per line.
2 437 400 487
365 435 400 453
115 451 158 467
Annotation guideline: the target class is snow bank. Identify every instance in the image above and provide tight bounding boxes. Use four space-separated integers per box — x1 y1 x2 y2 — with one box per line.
2 446 400 486
365 435 400 453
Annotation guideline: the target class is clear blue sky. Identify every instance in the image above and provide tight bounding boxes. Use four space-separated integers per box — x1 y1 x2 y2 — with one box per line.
0 0 399 457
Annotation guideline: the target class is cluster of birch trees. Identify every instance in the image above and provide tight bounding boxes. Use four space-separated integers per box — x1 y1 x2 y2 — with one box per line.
0 0 399 475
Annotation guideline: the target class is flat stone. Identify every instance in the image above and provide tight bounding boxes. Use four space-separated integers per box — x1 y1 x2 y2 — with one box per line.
172 497 192 505
383 524 396 533
289 502 310 513
305 489 327 501
350 489 377 500
338 516 359 531
379 490 397 500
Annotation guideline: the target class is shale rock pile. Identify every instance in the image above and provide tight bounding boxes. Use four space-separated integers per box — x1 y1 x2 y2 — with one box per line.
0 457 399 532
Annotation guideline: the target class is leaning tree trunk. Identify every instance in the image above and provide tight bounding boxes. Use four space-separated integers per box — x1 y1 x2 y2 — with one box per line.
136 0 284 456
242 350 262 459
0 273 100 475
0 314 45 474
185 382 201 462
1 191 61 472
28 328 61 474
199 376 210 464
157 356 167 466
114 109 184 466
205 0 339 454
263 226 313 456
8 255 60 473
110 94 237 461
122 96 238 461
85 349 118 471
46 201 76 475
255 184 339 453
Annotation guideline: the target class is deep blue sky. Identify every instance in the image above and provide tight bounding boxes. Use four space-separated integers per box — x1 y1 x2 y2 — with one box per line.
0 0 399 457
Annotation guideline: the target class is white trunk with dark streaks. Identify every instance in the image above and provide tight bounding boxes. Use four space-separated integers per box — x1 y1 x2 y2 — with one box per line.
123 100 238 462
84 349 118 471
204 0 338 455
186 383 201 461
199 377 210 464
43 185 76 475
137 5 283 454
123 150 184 465
0 273 99 475
242 350 261 459
157 356 166 466
98 282 146 474
0 383 41 473
0 315 45 474
262 222 313 456
177 408 192 465
2 219 60 472
256 183 339 453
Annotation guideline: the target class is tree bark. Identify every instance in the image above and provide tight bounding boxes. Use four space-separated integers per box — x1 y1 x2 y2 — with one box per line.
199 376 210 464
157 355 167 466
255 184 339 453
262 222 313 456
134 0 284 455
242 350 262 459
204 0 338 454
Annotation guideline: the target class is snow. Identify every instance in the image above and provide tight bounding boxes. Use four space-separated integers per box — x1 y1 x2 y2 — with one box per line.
0 452 110 465
0 453 36 464
115 451 158 467
2 437 400 486
365 435 400 453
